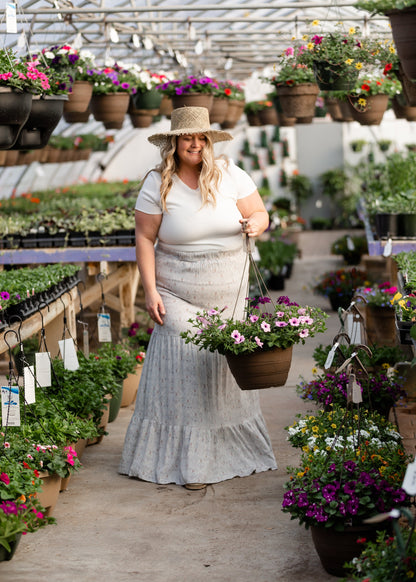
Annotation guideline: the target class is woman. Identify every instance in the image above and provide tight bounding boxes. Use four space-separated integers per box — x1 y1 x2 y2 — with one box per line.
119 106 277 489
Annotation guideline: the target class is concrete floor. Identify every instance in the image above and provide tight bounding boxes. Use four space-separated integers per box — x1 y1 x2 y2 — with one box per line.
0 231 352 582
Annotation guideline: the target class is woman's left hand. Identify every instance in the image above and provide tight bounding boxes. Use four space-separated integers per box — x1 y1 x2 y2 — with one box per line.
239 216 264 238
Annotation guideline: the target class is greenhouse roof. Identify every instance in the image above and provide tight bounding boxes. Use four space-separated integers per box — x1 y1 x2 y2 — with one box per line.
2 0 392 80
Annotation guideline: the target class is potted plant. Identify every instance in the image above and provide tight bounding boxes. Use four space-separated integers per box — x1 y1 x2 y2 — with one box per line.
295 368 406 417
265 46 319 120
256 237 298 289
287 172 314 213
282 421 410 576
355 281 398 346
217 80 246 128
330 233 368 265
243 101 263 126
378 138 393 152
346 75 402 125
313 267 369 311
156 74 218 111
181 295 328 390
390 290 416 345
350 139 367 152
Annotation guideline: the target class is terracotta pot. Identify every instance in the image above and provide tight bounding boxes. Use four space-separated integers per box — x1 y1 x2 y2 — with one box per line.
387 7 416 80
324 97 343 121
209 97 229 124
276 83 320 119
4 149 19 166
347 94 389 126
311 524 384 577
396 63 416 106
63 109 91 123
296 116 313 124
365 305 396 347
0 150 7 165
90 93 130 129
74 438 87 460
391 94 416 120
171 93 214 111
121 364 143 407
0 88 32 149
258 106 279 125
246 111 262 126
37 471 61 517
220 99 245 128
129 110 157 128
64 80 93 113
14 95 67 149
226 346 293 390
337 100 354 122
159 96 173 117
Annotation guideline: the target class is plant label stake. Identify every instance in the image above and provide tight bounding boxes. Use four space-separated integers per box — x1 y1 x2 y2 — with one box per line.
402 457 416 496
348 372 363 404
1 385 20 427
97 272 112 343
383 237 392 258
23 365 36 404
58 338 79 371
324 342 338 369
35 304 51 387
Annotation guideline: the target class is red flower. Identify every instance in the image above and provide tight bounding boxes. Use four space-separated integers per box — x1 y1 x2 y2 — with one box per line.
0 472 10 485
361 83 371 92
383 63 393 75
224 88 232 96
22 461 30 469
33 469 40 478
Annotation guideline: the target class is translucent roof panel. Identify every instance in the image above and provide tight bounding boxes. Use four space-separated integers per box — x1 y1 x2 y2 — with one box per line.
1 0 392 80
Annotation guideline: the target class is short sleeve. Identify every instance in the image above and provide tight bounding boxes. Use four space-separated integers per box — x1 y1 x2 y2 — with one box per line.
135 171 163 214
220 158 257 200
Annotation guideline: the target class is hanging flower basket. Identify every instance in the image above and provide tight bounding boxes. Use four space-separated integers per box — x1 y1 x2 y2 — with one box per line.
226 345 293 390
63 80 93 114
220 99 245 129
209 97 229 124
0 88 32 149
347 94 389 126
159 95 173 117
276 83 320 119
14 94 67 149
171 93 214 111
63 108 91 124
386 7 416 81
396 63 416 106
312 60 359 91
324 96 343 121
131 88 163 111
90 92 130 129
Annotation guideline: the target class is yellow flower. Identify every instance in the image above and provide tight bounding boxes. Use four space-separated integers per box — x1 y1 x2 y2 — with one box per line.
302 35 309 41
358 97 367 106
312 426 319 433
302 445 310 452
345 59 353 65
355 62 363 70
301 427 307 433
312 367 318 374
307 43 314 50
392 292 403 303
349 27 356 34
326 446 331 451
390 45 396 53
312 19 320 26
297 471 305 478
292 36 296 41
331 423 337 429
382 363 390 369
407 570 414 578
399 299 407 309
354 414 359 420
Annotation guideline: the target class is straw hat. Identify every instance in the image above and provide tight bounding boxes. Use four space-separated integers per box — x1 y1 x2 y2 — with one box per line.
148 106 233 147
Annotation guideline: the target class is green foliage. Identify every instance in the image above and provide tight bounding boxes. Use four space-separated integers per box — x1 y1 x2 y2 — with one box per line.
355 0 416 14
331 234 368 264
256 237 298 275
319 168 348 199
288 173 314 205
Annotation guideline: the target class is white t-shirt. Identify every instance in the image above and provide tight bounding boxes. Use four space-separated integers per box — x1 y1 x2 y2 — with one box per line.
135 158 257 251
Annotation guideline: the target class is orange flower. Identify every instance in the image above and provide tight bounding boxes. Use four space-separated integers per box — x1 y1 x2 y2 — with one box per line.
30 197 40 204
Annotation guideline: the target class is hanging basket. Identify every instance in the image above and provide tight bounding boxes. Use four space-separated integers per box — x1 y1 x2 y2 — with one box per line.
324 97 343 122
312 60 358 91
63 108 91 123
14 94 67 150
347 94 389 126
131 89 163 111
276 83 320 119
0 88 33 149
90 92 130 129
258 106 279 126
387 7 416 80
209 97 229 124
220 99 245 128
171 93 214 111
226 345 293 390
159 95 173 117
396 63 416 106
64 80 93 113
129 110 157 128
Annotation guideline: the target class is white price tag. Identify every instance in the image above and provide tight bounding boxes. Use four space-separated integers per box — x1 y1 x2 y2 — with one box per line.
1 386 20 427
324 342 338 369
402 457 416 496
82 327 90 358
346 236 355 251
58 338 79 371
350 373 363 404
346 313 362 345
35 352 51 387
6 2 17 34
24 366 36 404
383 238 392 258
98 313 112 342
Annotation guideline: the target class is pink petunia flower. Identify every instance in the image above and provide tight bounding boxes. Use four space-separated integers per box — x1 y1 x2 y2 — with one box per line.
299 329 309 338
289 318 300 326
275 321 288 327
255 336 263 348
261 321 271 332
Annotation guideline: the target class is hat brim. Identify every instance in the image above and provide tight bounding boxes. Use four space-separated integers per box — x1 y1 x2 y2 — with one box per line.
148 128 233 147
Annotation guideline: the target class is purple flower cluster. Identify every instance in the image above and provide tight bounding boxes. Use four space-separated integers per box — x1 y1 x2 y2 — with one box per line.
282 459 408 528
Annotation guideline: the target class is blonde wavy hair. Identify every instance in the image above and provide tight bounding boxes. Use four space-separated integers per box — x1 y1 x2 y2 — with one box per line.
154 134 224 211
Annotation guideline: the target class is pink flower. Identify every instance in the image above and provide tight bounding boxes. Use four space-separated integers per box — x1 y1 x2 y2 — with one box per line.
299 329 309 338
250 315 259 323
298 308 306 316
276 311 285 318
0 472 10 485
289 318 300 326
261 321 271 332
275 321 288 327
3 442 10 449
207 309 219 316
255 336 263 348
285 47 294 56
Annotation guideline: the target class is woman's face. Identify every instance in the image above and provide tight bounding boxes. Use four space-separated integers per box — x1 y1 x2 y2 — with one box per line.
176 134 207 168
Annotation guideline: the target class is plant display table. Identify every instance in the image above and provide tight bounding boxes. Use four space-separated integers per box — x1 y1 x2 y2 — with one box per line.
0 247 139 355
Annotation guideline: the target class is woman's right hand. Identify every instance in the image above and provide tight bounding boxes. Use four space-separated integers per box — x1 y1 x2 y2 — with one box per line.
145 290 166 325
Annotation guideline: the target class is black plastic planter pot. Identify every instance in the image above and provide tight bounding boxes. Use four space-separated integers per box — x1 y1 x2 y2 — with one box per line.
374 213 398 239
397 213 416 238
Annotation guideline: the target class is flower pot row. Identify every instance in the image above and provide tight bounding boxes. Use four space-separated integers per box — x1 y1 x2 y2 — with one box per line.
0 229 136 250
372 212 416 240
